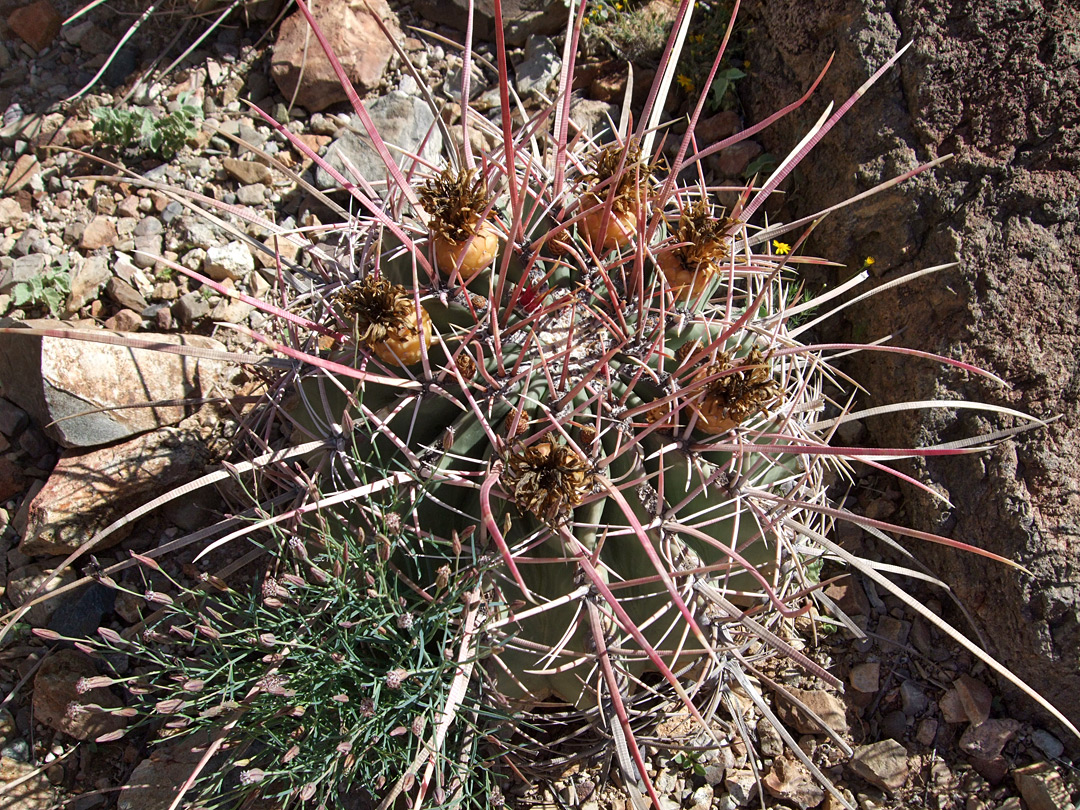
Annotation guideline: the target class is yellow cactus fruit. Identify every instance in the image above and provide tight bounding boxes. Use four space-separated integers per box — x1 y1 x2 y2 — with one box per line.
577 138 655 253
658 200 736 301
372 305 431 367
656 250 714 300
420 167 500 282
580 195 642 252
433 218 500 280
335 276 432 367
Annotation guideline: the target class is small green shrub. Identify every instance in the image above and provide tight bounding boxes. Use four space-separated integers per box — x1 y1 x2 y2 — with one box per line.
12 257 72 317
74 513 502 809
584 0 747 110
707 64 745 109
583 0 673 63
743 151 777 178
92 93 202 160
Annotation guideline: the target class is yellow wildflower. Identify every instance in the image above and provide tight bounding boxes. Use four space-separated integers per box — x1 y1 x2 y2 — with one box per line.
863 255 876 267
676 74 695 93
772 240 791 256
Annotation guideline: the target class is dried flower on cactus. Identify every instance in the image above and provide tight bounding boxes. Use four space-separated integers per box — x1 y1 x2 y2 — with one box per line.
692 347 782 433
420 166 500 279
658 199 738 299
579 138 657 251
502 437 594 524
335 276 431 366
336 276 413 345
455 352 477 380
582 138 654 213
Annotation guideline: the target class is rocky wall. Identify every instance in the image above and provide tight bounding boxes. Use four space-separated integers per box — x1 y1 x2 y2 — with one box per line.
741 0 1080 739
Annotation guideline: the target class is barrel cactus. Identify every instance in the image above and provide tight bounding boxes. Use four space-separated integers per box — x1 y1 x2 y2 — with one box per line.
15 0 1076 808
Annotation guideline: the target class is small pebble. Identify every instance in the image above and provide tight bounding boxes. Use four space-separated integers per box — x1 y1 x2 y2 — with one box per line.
900 680 929 716
1030 728 1064 760
880 709 909 741
850 661 880 694
1 737 30 762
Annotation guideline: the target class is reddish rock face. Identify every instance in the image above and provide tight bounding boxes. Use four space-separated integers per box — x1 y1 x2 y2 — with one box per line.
33 649 127 741
16 427 212 556
7 0 61 52
742 0 1080 743
270 0 402 113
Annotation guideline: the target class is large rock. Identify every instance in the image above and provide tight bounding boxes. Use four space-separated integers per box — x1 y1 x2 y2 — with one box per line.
0 320 227 448
32 649 127 741
0 755 53 810
315 92 443 190
16 426 213 556
270 0 401 113
743 0 1080 743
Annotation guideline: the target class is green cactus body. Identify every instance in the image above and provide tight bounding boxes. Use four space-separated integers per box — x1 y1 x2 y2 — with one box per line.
289 171 829 718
